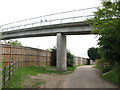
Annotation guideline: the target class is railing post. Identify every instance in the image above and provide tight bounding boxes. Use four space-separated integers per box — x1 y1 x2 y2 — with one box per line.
60 19 62 23
4 66 6 86
49 21 51 25
9 64 11 81
72 17 74 22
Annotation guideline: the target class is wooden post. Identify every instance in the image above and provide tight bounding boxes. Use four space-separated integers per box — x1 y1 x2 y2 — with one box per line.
25 47 28 67
15 62 17 71
4 66 6 86
37 49 39 66
46 50 48 66
10 45 12 65
9 64 11 81
18 60 20 67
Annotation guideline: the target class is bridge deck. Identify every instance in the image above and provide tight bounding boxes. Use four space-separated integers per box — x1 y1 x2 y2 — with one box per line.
2 21 91 39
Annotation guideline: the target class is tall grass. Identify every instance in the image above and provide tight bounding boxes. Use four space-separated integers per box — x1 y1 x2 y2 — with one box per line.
93 64 120 85
101 64 120 85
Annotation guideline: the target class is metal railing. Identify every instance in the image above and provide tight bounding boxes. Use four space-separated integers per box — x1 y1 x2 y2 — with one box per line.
0 7 101 32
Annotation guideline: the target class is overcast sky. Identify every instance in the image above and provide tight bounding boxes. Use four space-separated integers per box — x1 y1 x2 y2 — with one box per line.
0 0 102 58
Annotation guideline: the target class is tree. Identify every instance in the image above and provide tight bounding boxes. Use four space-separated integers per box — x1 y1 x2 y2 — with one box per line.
88 47 100 61
67 50 74 67
3 40 22 46
50 47 74 67
87 0 120 64
50 47 56 66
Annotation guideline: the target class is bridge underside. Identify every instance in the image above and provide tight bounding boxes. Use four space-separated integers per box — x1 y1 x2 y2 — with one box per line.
2 22 91 72
2 22 91 40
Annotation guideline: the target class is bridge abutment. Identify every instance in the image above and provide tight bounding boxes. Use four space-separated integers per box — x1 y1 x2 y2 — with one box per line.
57 33 67 72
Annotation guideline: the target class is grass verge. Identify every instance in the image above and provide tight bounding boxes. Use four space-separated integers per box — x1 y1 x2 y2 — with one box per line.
92 64 120 85
3 65 79 88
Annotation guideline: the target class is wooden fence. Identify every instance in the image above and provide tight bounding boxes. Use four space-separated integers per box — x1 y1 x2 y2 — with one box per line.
0 44 51 67
74 57 94 65
0 61 19 86
74 57 88 65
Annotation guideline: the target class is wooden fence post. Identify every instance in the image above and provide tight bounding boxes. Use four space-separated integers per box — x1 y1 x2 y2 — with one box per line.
18 60 19 67
4 66 6 86
25 47 28 67
37 49 39 66
46 50 48 66
9 64 11 81
10 45 12 65
15 62 17 71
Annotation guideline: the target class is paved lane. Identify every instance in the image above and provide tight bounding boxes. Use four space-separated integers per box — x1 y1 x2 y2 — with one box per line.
63 65 117 88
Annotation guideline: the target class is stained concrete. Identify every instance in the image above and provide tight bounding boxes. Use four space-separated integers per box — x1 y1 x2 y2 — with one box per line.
57 33 67 72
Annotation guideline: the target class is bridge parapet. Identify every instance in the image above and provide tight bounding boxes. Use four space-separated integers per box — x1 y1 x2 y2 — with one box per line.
0 7 102 33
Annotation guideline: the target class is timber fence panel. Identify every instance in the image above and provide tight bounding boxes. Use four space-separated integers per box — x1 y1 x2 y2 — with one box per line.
74 56 89 65
1 44 51 67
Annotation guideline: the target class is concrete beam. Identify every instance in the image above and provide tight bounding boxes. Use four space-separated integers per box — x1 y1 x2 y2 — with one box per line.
2 22 91 40
57 33 67 72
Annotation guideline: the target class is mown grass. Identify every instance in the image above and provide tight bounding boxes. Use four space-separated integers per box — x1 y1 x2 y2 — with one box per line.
67 65 80 72
92 66 103 72
3 65 79 88
92 64 120 85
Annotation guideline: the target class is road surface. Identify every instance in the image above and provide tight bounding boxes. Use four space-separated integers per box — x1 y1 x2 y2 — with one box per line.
63 65 118 88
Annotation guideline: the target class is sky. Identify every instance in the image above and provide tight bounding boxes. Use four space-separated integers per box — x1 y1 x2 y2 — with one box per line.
0 0 102 58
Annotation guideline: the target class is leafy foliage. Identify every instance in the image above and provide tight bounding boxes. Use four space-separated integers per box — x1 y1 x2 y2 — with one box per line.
3 40 22 46
67 51 74 67
50 47 56 66
50 47 74 67
87 0 120 64
102 66 112 73
88 47 100 61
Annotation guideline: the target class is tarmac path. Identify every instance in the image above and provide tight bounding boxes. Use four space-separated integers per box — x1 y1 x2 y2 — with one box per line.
63 65 118 88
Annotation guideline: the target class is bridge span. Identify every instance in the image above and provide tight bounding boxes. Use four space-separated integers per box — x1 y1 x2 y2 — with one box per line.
0 7 99 72
2 22 90 39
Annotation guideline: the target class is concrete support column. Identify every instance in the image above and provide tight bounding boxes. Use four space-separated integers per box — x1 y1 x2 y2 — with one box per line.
57 33 67 72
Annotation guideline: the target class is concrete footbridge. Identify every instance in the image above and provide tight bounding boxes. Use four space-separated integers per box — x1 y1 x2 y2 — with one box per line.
0 7 100 72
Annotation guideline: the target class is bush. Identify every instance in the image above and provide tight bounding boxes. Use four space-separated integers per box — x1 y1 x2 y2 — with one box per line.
50 47 56 66
67 51 74 67
101 63 120 85
102 66 112 73
50 47 74 67
95 59 104 68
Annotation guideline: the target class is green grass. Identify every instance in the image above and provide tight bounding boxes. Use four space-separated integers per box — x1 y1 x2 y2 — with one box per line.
101 65 120 85
92 66 103 72
67 65 79 71
92 64 120 85
3 65 79 88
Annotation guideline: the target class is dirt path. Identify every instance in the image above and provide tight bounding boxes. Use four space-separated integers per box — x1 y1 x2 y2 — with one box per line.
23 66 118 88
23 73 69 88
63 65 118 88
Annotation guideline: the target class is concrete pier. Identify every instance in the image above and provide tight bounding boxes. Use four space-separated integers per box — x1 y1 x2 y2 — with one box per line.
57 33 67 72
